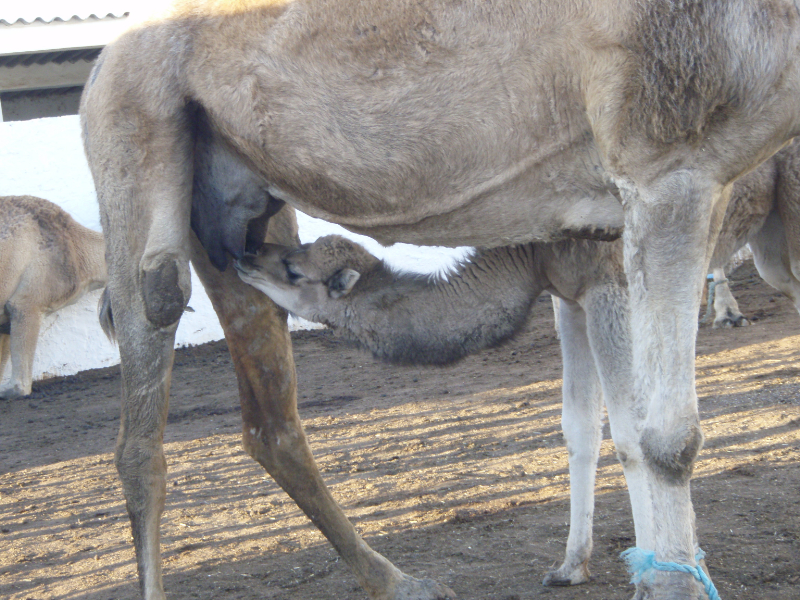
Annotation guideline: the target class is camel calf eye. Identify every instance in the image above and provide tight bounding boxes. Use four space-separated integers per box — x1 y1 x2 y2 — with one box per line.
284 261 304 283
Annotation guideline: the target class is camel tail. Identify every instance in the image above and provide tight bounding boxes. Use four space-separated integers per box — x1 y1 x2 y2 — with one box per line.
98 287 117 343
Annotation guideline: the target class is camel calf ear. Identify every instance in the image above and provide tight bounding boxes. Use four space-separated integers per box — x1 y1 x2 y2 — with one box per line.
328 268 361 298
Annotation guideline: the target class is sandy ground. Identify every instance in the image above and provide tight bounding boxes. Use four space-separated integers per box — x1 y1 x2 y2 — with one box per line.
0 261 798 600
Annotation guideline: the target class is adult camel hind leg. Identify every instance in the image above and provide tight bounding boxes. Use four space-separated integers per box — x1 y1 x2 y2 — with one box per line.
82 52 195 599
187 210 456 600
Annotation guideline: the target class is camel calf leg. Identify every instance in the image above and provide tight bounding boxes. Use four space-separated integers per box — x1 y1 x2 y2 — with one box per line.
543 298 602 586
581 284 656 557
189 233 455 600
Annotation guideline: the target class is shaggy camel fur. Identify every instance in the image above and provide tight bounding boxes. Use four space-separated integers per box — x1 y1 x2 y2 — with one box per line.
236 140 800 587
81 1 800 599
0 196 106 399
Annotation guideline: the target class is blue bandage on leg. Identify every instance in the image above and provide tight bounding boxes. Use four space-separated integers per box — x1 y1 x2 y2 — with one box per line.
621 547 720 600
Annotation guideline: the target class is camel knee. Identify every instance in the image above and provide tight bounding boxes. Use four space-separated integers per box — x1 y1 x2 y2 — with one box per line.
614 436 647 471
140 256 191 329
640 422 704 484
242 422 311 478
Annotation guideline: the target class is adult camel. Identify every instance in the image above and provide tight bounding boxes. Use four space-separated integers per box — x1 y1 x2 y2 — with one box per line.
80 1 800 599
234 139 800 588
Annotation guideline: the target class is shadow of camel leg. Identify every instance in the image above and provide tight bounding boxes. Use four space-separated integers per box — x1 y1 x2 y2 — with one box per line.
188 231 456 600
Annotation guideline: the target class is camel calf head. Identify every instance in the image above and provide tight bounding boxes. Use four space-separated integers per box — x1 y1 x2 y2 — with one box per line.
235 235 379 321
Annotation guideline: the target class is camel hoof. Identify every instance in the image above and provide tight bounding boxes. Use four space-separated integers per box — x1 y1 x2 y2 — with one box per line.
631 571 706 600
712 313 749 328
0 384 26 399
542 561 590 586
392 575 457 599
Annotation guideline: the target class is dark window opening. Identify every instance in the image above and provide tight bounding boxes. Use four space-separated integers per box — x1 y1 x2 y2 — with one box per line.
0 86 84 121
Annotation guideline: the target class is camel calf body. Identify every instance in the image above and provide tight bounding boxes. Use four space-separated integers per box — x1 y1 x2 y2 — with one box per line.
237 139 800 588
0 196 107 398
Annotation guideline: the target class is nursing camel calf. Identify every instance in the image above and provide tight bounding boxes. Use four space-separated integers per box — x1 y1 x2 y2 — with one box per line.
236 139 800 588
0 196 107 399
80 1 800 599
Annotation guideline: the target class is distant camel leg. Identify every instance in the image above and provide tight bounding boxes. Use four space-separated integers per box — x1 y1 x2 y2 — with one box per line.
0 305 42 398
542 298 602 586
750 211 800 315
0 333 10 386
188 229 456 600
775 142 800 283
710 268 749 328
0 333 9 369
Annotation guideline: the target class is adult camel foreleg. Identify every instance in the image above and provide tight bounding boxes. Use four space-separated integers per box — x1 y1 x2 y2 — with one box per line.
619 173 728 600
188 232 456 600
542 298 603 587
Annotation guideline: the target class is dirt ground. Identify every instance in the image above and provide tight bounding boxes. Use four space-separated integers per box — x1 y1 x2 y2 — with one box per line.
1 260 798 600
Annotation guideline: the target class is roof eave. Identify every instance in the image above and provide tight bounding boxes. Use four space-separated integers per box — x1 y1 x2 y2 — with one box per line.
0 15 132 56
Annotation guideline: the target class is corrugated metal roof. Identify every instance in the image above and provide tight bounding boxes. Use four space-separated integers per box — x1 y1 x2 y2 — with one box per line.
0 48 101 68
0 2 130 25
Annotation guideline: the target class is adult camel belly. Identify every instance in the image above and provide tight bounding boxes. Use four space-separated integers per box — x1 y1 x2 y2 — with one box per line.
187 0 624 249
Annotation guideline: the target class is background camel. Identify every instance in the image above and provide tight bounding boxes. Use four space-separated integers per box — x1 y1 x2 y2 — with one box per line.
236 139 800 587
0 195 107 399
80 1 800 599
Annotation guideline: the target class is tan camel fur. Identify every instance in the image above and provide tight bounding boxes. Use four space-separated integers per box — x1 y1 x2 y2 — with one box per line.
80 1 800 599
0 196 107 399
237 139 800 588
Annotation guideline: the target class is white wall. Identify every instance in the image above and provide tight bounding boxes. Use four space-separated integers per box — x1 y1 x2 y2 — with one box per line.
0 115 469 383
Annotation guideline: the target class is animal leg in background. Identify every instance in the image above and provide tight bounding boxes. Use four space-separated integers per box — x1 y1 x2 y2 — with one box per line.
188 230 456 600
710 268 749 328
0 334 9 383
542 298 602 586
775 142 800 282
0 305 43 398
750 210 800 314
